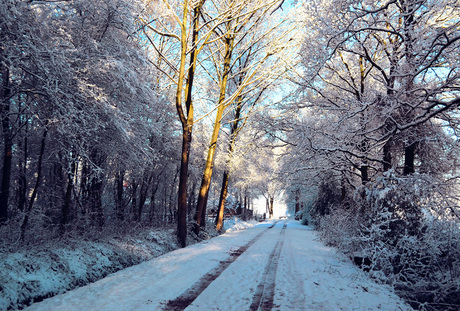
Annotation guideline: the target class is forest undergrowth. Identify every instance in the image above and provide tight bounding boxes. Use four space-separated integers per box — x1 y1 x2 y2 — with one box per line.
309 172 460 311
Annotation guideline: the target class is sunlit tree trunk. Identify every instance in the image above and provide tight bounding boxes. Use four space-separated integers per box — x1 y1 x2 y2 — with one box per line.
173 0 210 246
195 32 235 234
177 126 191 245
215 97 243 231
175 0 197 247
215 171 229 231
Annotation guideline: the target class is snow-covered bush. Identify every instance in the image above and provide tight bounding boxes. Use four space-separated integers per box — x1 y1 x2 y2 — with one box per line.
310 175 342 217
313 172 460 310
316 206 360 252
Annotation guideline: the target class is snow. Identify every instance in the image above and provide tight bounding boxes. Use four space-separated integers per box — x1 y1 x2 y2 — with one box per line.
24 220 411 311
252 193 288 218
0 228 183 310
223 216 258 232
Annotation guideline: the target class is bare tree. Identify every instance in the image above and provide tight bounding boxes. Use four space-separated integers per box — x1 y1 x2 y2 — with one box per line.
194 0 296 233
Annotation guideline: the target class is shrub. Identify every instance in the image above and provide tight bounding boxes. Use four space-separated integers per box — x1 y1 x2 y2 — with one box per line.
313 172 460 310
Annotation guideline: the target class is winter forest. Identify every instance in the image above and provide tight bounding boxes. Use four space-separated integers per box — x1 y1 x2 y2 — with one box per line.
1 0 460 310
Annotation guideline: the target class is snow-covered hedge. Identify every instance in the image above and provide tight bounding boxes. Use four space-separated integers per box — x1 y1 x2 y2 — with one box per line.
312 172 460 311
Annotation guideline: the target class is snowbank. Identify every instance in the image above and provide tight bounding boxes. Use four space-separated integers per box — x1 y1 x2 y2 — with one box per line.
0 225 221 310
223 217 259 232
0 217 259 310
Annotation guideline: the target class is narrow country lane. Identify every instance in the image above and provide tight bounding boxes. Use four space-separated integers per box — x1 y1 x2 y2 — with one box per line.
25 221 411 311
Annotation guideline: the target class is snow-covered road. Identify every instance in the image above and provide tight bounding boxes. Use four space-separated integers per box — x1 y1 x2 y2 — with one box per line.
25 220 410 311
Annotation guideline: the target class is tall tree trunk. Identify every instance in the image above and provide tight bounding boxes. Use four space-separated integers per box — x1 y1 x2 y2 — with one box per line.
149 178 160 224
358 55 370 184
163 185 168 222
269 196 274 219
265 197 269 219
138 173 153 223
215 171 229 231
360 165 369 184
18 119 28 212
243 194 247 220
188 180 197 218
21 124 48 241
383 142 392 172
80 159 90 220
169 168 179 224
403 142 417 175
177 126 192 246
0 67 12 223
236 195 242 215
295 189 300 214
175 0 205 247
85 150 106 229
149 190 156 223
130 179 139 221
214 88 244 231
90 171 104 229
200 187 210 228
341 173 346 202
401 3 417 177
194 105 223 234
61 158 76 235
115 170 125 221
382 51 398 172
131 180 138 221
359 140 369 184
195 33 235 234
91 178 104 229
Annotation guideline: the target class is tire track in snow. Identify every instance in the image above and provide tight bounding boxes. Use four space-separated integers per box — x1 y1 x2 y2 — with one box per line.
249 221 287 311
163 221 279 311
272 224 307 310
